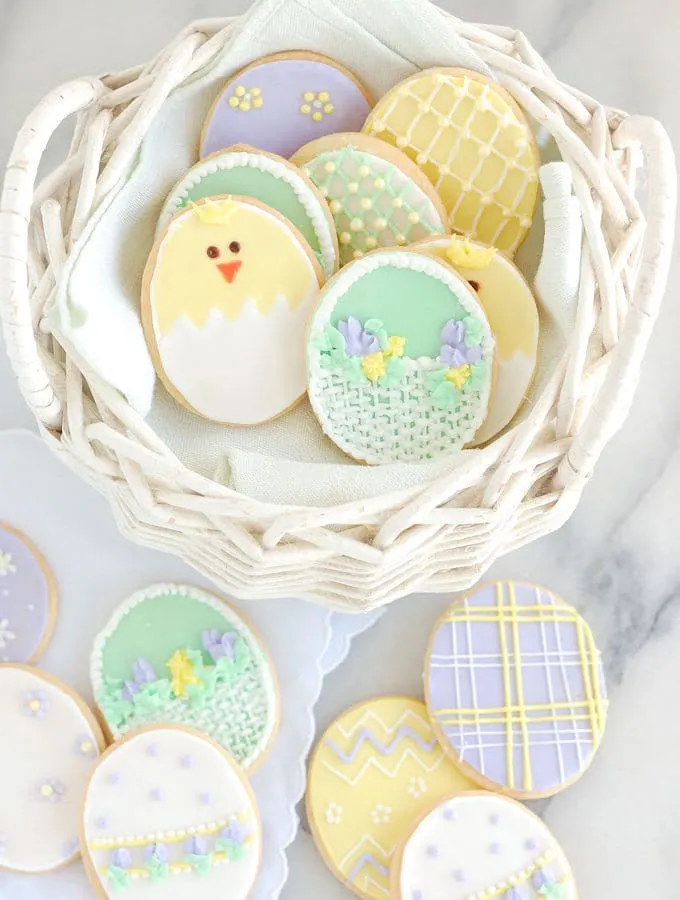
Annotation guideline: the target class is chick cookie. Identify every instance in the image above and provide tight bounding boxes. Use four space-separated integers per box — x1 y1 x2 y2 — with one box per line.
0 665 105 874
201 51 373 160
392 792 578 900
415 235 539 444
306 697 476 900
364 68 540 255
0 523 58 664
142 195 323 425
91 583 278 771
306 249 494 464
425 581 608 800
291 133 447 266
157 146 339 278
80 725 261 899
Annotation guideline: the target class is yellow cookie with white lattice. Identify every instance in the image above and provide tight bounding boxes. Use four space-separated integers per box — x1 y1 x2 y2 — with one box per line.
306 696 475 900
364 68 540 255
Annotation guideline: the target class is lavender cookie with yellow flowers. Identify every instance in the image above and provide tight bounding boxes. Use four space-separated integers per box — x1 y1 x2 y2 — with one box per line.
307 249 494 464
90 584 278 770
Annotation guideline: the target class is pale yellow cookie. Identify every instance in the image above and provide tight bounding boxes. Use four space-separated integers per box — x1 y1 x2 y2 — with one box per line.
306 696 475 900
414 235 539 443
364 68 540 255
292 133 448 266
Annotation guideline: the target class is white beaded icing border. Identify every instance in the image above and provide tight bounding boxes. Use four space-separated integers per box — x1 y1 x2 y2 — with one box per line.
155 149 338 276
89 582 278 764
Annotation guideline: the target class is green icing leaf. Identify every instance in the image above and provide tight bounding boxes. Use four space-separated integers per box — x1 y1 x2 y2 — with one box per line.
185 683 208 710
380 356 407 388
430 380 459 409
538 884 566 900
315 324 346 355
188 853 213 876
463 315 485 347
216 838 247 861
107 866 131 892
465 361 489 393
364 318 388 351
148 858 170 884
98 691 132 728
131 679 173 716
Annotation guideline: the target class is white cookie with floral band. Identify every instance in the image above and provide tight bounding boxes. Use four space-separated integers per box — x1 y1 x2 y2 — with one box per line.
0 665 105 873
81 725 261 899
393 792 577 900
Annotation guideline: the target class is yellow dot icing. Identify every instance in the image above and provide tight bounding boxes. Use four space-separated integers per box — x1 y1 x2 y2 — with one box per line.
312 112 323 122
301 104 312 114
304 91 315 102
229 97 240 108
235 86 246 97
319 91 330 102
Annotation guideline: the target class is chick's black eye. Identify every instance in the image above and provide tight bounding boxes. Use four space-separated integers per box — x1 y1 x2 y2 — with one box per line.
468 280 480 292
229 241 241 255
207 246 220 259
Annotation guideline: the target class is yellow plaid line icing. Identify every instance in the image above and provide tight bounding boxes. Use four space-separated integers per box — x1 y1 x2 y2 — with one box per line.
426 580 608 796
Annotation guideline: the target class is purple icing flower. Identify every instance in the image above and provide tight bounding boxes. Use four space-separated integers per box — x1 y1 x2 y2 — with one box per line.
426 845 439 858
122 680 140 702
185 835 208 856
75 734 98 758
95 816 110 830
505 889 523 900
220 821 247 845
150 787 166 802
110 847 132 870
199 791 213 806
38 778 65 802
144 842 169 864
180 755 194 769
533 866 555 889
453 869 466 883
440 320 482 367
443 807 457 821
146 743 160 758
202 629 239 662
412 891 424 900
133 658 156 684
24 690 48 719
525 837 538 851
338 317 381 357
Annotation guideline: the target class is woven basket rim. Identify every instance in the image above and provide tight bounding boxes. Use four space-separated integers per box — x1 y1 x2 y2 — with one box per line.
0 7 676 608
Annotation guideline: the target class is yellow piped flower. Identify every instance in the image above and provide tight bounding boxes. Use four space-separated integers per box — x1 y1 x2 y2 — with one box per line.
385 335 406 358
446 236 496 270
300 91 335 121
167 650 200 697
191 198 238 226
445 364 471 390
362 352 387 382
228 84 263 111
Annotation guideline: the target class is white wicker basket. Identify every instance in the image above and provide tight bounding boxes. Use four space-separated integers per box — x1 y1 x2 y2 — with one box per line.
0 10 676 611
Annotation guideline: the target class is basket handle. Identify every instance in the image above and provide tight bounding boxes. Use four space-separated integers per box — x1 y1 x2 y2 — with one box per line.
557 115 677 486
0 78 105 429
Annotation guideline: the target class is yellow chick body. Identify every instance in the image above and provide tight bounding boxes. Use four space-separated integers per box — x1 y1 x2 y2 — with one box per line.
143 196 322 425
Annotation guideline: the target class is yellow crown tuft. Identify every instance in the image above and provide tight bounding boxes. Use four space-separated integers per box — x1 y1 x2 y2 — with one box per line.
446 236 496 270
190 197 238 226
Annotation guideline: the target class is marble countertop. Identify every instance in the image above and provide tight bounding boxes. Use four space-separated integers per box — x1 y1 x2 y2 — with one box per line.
1 1 679 898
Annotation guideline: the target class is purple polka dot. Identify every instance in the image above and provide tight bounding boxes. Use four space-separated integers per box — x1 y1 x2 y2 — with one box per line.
412 891 423 900
490 842 501 854
443 807 457 821
426 845 439 858
150 787 166 802
453 869 466 883
180 755 194 769
95 816 110 830
108 773 121 786
199 792 213 806
489 813 500 825
526 837 538 851
146 744 159 757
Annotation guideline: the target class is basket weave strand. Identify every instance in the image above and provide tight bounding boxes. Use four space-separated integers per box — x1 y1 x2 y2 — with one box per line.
0 12 676 610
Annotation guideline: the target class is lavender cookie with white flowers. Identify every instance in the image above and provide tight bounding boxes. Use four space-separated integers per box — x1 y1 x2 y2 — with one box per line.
90 584 278 770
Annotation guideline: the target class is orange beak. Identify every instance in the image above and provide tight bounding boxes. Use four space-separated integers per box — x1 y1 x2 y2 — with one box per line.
217 260 242 284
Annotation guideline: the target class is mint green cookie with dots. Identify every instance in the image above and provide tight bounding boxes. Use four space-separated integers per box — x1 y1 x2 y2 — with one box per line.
90 583 278 770
157 146 339 277
307 249 495 464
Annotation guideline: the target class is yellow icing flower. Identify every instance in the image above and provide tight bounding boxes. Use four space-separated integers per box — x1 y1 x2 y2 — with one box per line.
385 335 406 358
191 197 238 226
300 91 335 121
446 236 496 270
362 352 387 382
228 85 263 111
166 650 200 697
445 364 471 390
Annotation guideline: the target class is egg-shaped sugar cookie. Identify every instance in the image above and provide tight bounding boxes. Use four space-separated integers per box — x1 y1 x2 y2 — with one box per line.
425 581 608 800
364 68 540 255
142 195 323 425
201 51 373 160
416 235 539 444
307 249 494 464
157 147 339 278
81 725 261 899
0 664 105 873
291 133 448 266
0 523 58 663
91 583 278 771
307 697 476 900
392 792 578 900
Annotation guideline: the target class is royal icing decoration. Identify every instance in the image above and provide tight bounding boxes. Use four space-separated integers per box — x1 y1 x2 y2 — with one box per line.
395 792 576 900
142 196 322 425
91 584 278 770
364 68 540 255
0 524 57 663
157 147 339 277
81 726 261 898
0 665 104 873
417 235 539 443
426 581 608 798
307 250 494 464
201 52 373 160
307 697 475 900
292 134 447 266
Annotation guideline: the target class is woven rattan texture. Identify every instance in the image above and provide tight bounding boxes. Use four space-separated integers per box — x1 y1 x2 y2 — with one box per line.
0 13 676 609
